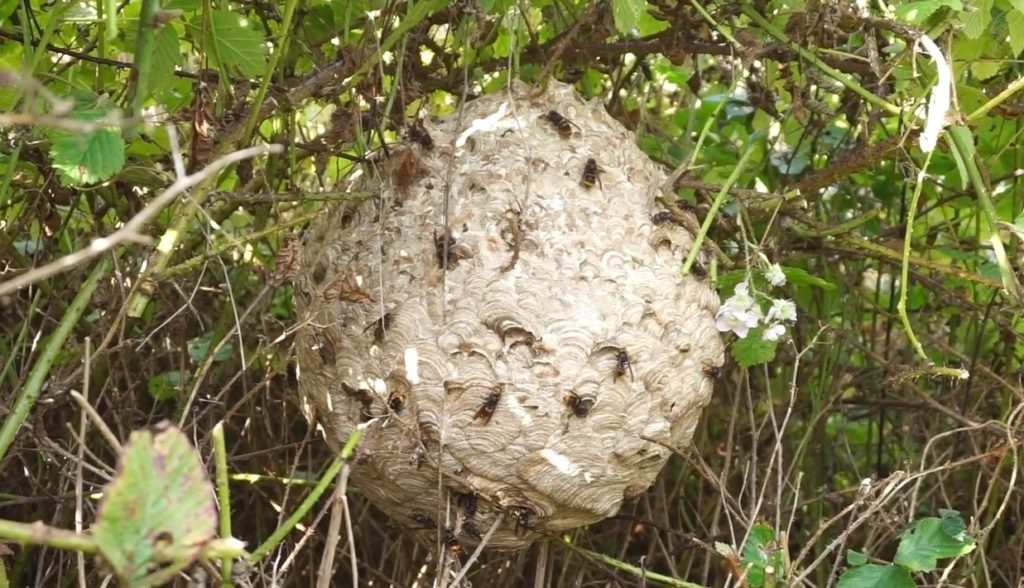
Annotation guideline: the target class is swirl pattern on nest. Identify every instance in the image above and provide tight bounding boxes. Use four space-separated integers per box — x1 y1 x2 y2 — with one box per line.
293 81 724 550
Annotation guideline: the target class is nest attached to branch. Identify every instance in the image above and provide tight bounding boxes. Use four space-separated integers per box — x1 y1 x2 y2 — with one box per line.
293 81 724 550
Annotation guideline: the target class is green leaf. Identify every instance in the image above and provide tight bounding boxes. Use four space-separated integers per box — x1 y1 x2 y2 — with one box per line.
0 0 18 26
47 110 125 186
636 4 668 35
782 267 838 290
611 0 648 34
732 327 779 368
147 370 190 401
188 334 235 362
189 10 265 77
150 24 181 96
165 0 201 11
970 60 1000 81
962 5 988 39
895 0 963 24
836 564 915 588
1008 10 1024 56
939 509 968 540
846 550 868 566
893 516 976 572
93 425 217 586
739 523 785 587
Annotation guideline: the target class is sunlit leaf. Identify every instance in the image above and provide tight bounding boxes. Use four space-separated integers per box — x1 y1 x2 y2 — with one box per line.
188 10 265 76
894 516 976 572
732 327 779 368
961 2 989 39
47 110 125 186
1008 10 1024 56
740 523 785 587
836 564 915 588
93 425 217 586
612 0 648 34
846 550 868 566
970 60 1000 81
150 24 181 96
895 0 962 24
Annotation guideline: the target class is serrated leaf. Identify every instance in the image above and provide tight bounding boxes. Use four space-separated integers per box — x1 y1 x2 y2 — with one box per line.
970 59 1000 81
1009 10 1024 56
93 424 217 586
189 10 265 77
939 509 967 540
962 7 988 39
732 327 779 368
150 24 181 96
846 550 868 566
47 110 125 186
612 0 648 34
740 523 784 587
836 564 915 588
893 517 976 572
897 0 963 24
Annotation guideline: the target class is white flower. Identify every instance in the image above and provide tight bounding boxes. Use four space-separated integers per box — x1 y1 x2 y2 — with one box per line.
766 299 797 323
716 306 761 338
763 323 787 341
726 281 757 312
765 263 786 287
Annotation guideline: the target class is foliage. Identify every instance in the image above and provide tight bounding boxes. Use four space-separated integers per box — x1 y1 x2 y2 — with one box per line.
839 511 976 587
1 0 1022 586
92 425 218 586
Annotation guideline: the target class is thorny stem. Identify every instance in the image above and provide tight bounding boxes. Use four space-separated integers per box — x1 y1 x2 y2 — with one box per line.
684 134 761 273
249 427 365 562
740 4 902 117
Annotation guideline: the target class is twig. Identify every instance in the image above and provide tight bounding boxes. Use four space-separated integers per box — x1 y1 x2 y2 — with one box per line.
69 391 122 452
446 517 501 587
74 340 91 588
316 464 356 588
0 133 282 296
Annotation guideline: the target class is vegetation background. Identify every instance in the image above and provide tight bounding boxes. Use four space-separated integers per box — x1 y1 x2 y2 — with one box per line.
0 0 1021 586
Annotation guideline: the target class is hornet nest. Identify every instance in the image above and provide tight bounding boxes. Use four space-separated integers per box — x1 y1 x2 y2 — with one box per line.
293 81 724 550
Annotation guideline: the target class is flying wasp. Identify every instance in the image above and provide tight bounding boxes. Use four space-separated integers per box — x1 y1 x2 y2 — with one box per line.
580 158 602 189
474 387 503 425
540 110 578 139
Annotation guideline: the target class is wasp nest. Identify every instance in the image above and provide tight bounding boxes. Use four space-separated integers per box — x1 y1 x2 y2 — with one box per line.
293 81 724 550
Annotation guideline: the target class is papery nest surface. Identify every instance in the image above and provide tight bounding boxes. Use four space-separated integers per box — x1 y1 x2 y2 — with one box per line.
293 81 724 550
